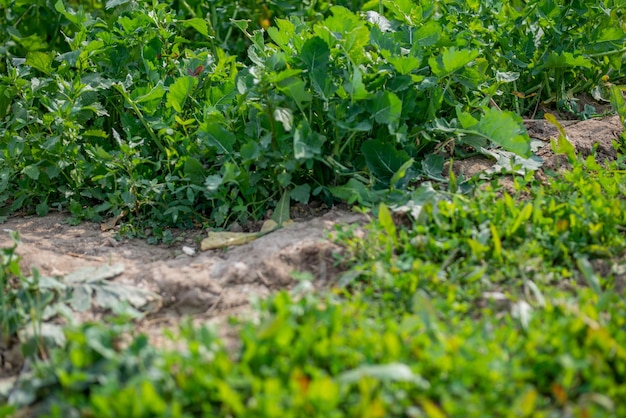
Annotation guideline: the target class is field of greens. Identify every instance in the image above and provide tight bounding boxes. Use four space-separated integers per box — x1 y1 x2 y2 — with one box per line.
1 0 626 416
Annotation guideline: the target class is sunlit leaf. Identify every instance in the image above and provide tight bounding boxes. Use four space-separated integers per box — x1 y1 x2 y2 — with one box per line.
25 52 53 75
166 76 197 113
429 47 479 78
337 363 429 388
181 18 209 37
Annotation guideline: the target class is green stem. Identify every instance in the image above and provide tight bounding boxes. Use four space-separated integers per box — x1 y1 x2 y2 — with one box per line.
114 85 167 156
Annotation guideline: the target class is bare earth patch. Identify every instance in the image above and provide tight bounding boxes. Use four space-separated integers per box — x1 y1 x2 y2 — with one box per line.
0 115 623 381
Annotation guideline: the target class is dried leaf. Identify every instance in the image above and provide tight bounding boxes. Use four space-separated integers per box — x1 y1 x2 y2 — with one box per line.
201 231 259 251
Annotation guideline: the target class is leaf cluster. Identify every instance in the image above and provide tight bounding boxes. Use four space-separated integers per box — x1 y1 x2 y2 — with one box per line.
1 0 622 228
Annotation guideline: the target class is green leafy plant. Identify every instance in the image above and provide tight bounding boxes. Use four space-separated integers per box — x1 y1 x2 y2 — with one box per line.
4 0 621 230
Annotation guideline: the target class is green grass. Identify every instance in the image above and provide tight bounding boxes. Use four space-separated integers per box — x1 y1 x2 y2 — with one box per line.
3 155 626 417
1 0 626 416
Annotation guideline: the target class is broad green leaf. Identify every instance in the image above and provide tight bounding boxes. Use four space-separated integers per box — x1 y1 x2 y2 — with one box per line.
456 108 479 129
323 6 361 32
383 0 421 25
294 121 326 160
134 82 166 104
300 37 330 72
197 122 236 154
272 189 291 225
277 77 312 106
329 178 375 205
369 91 402 125
345 67 370 100
267 19 295 47
390 158 415 189
22 165 40 181
543 52 592 69
181 18 209 37
25 52 53 75
184 157 205 185
291 184 311 204
240 141 261 161
391 182 446 220
476 109 531 157
415 21 441 47
421 154 445 181
429 47 479 78
378 203 397 245
386 55 421 75
361 139 411 185
166 76 197 113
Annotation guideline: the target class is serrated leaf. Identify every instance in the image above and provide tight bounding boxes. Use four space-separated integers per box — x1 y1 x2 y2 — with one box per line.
167 76 197 113
415 21 441 46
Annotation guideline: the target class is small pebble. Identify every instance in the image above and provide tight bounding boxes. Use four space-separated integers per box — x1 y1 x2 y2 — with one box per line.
182 246 196 256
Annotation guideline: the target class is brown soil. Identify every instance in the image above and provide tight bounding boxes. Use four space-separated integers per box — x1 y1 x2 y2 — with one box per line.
0 115 623 384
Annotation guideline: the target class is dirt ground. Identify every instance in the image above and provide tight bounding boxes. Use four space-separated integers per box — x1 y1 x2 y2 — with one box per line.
0 115 623 381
